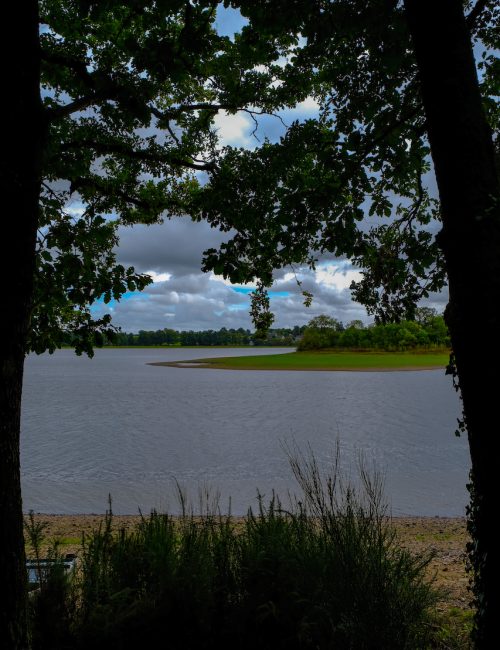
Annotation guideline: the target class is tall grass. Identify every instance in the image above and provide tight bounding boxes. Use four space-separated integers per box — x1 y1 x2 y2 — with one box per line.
28 452 440 649
25 512 77 649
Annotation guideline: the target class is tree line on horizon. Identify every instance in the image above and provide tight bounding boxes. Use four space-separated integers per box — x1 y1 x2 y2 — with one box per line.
103 325 306 347
82 307 448 350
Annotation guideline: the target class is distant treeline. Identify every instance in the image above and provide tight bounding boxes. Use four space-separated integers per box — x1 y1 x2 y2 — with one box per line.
83 307 448 350
105 326 307 347
298 309 449 351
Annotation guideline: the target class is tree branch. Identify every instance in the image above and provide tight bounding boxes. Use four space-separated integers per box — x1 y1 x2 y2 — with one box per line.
70 177 157 211
466 0 489 30
46 94 106 120
149 107 181 145
41 49 142 123
61 139 215 171
152 102 235 120
41 49 93 85
152 102 288 130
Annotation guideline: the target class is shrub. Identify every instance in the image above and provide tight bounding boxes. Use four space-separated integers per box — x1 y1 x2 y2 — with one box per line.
25 512 77 650
28 454 439 649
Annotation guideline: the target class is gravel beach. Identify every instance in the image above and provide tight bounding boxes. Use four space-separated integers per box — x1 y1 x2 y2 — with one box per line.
24 513 470 613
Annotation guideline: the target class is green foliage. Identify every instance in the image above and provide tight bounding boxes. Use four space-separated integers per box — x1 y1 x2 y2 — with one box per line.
195 1 442 321
36 1 499 339
305 315 343 331
32 210 152 356
250 282 276 337
297 313 449 351
431 607 474 649
25 512 77 650
194 1 499 326
102 325 302 346
28 456 440 649
36 0 288 355
298 314 343 349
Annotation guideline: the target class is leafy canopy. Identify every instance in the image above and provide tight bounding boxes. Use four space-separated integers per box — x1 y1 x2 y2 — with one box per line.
36 0 289 354
191 0 499 325
37 0 499 351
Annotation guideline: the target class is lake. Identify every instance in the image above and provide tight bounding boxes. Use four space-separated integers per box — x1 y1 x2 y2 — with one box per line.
21 347 470 516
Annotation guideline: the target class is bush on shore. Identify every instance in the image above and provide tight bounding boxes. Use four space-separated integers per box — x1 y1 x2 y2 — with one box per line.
28 452 440 649
297 315 450 352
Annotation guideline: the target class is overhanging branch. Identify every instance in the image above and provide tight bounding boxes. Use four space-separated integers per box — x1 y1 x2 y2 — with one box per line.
41 49 144 123
70 177 157 211
61 139 215 171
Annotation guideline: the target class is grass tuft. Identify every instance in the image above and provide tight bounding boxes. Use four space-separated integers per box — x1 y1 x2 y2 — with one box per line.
27 454 447 649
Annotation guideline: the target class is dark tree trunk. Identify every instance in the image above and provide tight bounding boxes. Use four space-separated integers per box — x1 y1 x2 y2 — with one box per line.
404 0 500 646
1 2 43 647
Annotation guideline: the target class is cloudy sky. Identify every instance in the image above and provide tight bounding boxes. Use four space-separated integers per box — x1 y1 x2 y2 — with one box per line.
90 6 446 334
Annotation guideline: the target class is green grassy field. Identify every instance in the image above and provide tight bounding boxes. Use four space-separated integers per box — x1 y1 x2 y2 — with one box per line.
177 350 450 371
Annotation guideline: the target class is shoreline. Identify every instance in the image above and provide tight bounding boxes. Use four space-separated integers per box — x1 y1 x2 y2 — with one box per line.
24 514 470 610
149 360 445 371
147 349 450 372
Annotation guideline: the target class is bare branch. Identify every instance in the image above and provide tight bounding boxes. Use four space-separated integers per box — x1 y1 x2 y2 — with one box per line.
41 181 63 201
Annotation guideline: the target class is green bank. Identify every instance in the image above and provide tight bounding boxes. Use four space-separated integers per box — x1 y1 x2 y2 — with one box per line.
158 350 450 371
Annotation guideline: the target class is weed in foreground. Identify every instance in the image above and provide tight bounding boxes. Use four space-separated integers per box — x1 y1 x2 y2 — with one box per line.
27 452 442 649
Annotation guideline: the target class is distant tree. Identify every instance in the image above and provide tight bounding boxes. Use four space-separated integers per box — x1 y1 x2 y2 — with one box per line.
163 329 180 345
307 315 344 331
292 325 307 338
425 315 451 347
118 326 296 347
137 330 153 346
298 314 343 349
346 319 365 330
414 307 439 325
339 325 372 349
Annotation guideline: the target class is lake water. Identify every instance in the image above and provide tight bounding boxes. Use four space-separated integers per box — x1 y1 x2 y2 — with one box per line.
21 348 470 516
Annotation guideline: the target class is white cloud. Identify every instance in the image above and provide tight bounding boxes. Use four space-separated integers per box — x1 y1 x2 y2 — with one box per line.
213 111 253 147
210 273 257 289
296 96 320 112
65 202 86 217
144 270 171 283
315 263 362 291
104 178 445 333
166 291 179 304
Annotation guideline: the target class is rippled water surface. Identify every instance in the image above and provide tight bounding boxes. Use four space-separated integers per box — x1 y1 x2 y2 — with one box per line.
21 348 469 516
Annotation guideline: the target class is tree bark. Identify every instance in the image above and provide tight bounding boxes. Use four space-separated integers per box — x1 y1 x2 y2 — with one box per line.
1 2 43 647
404 0 500 646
